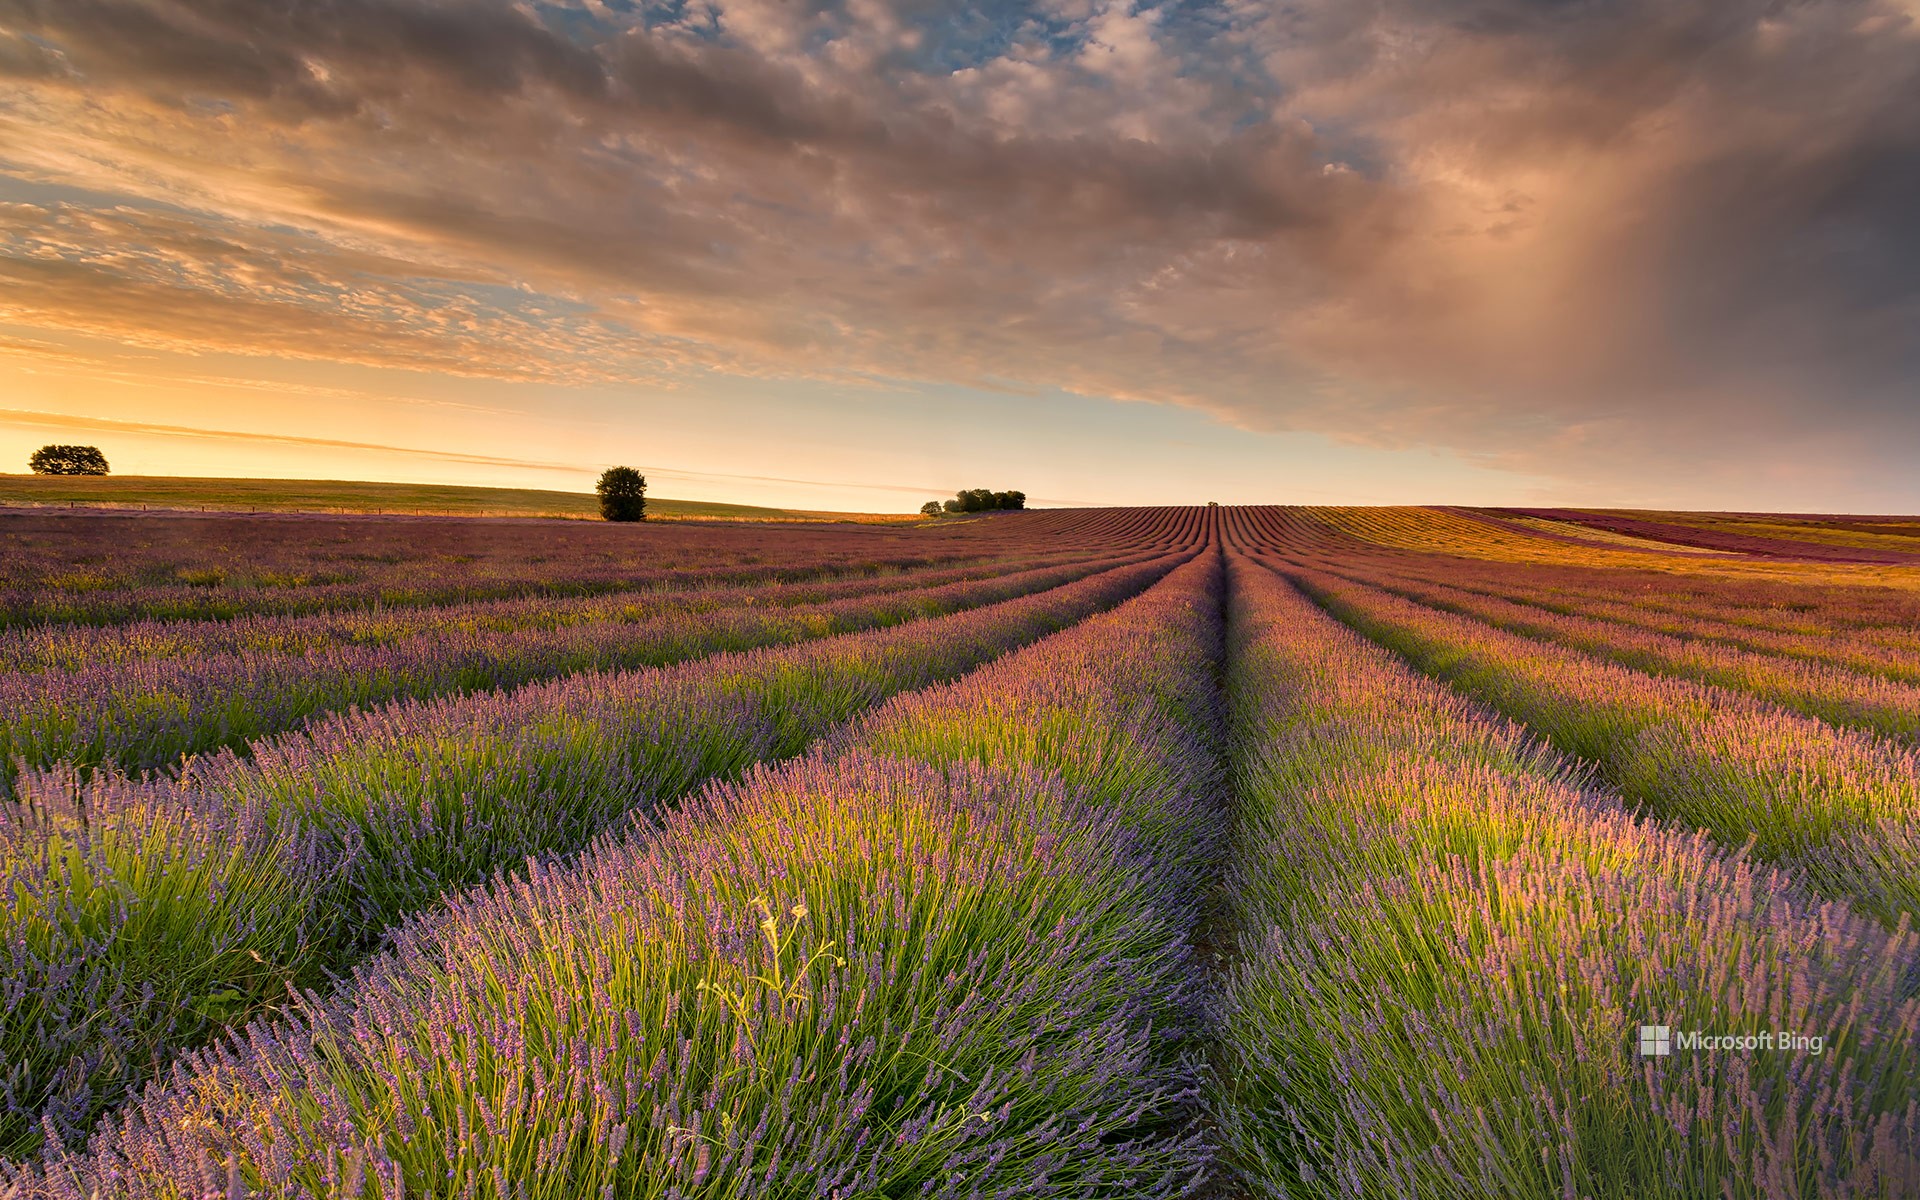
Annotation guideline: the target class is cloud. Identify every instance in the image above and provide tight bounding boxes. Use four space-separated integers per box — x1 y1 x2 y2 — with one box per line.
0 406 581 471
1 0 1918 502
0 200 728 384
0 407 968 496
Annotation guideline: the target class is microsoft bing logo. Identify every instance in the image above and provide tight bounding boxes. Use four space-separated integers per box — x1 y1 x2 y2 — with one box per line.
1635 1022 1824 1056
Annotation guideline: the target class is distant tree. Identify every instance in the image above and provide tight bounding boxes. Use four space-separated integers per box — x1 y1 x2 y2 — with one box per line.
945 487 1026 514
596 466 647 522
29 444 109 476
919 500 944 516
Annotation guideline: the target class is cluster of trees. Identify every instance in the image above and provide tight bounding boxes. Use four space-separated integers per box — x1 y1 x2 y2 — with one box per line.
920 488 1025 516
29 445 110 476
595 466 646 522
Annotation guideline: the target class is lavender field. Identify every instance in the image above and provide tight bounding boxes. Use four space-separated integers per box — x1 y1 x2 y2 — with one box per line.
7 504 1920 1198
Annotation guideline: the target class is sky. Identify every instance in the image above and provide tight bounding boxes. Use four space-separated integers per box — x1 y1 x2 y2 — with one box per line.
1 0 1917 512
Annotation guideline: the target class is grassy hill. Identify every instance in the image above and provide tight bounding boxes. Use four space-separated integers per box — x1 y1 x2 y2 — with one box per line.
0 475 920 523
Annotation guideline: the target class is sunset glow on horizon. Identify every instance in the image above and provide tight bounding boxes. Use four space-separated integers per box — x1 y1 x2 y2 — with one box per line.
4 0 1919 512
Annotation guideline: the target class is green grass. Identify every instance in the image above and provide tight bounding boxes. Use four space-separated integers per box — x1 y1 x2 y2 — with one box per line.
0 474 922 523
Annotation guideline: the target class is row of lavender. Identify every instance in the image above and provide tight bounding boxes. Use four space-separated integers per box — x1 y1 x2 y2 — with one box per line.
1267 562 1920 930
1212 554 1920 1197
0 552 1184 1158
3 507 1207 629
1223 504 1920 641
1 517 974 629
0 549 1125 784
1314 541 1920 663
10 551 1227 1196
0 554 1099 674
1389 549 1920 649
1309 556 1920 742
1323 546 1920 689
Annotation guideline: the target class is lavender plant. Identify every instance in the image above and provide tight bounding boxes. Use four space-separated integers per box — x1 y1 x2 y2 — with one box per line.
0 518 968 629
12 551 1228 1197
1339 564 1920 742
0 507 1200 629
0 553 1095 675
1351 558 1920 684
0 553 1186 1157
1 771 340 1161
1286 565 1920 927
1213 554 1920 1198
0 550 1132 786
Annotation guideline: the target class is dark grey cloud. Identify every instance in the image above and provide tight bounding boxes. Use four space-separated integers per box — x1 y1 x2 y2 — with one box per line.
0 0 608 111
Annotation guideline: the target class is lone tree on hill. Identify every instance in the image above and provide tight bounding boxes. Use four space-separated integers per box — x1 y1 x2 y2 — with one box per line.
29 445 109 476
919 500 944 516
596 466 647 522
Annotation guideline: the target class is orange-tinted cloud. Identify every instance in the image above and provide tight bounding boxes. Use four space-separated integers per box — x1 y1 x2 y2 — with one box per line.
0 406 579 470
0 406 962 497
2 0 1917 501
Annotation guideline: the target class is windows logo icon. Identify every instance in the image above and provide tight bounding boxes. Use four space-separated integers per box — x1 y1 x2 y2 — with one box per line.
1638 1025 1671 1057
